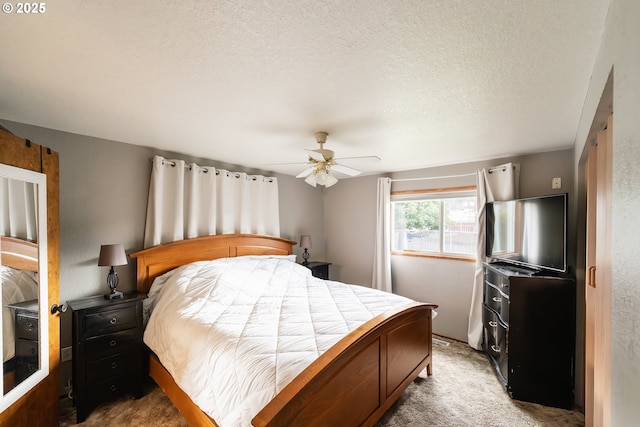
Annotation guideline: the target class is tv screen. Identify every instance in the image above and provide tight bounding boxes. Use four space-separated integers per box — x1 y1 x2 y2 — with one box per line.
486 193 567 273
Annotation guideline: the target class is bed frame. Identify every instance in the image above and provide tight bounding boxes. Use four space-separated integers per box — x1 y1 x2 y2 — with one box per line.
130 234 437 427
0 236 38 272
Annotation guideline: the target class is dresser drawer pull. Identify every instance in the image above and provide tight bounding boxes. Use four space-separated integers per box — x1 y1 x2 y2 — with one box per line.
30 347 36 355
27 322 35 332
491 344 501 353
111 362 118 369
489 321 498 328
492 296 502 303
109 340 117 347
110 384 117 392
109 317 118 325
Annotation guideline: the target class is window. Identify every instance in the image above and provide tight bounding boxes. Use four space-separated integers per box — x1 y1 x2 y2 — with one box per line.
392 187 477 259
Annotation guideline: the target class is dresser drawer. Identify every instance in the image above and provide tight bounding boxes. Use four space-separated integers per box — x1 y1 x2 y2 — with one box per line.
86 349 142 384
84 305 138 336
84 328 140 360
483 306 508 383
15 313 38 340
485 268 510 295
484 282 509 323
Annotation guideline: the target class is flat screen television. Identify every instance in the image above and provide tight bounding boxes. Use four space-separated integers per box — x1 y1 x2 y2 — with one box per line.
486 193 567 273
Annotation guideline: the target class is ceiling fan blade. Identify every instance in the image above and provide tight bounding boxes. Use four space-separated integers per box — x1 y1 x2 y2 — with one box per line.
296 167 315 178
332 163 362 176
305 149 328 162
333 155 381 162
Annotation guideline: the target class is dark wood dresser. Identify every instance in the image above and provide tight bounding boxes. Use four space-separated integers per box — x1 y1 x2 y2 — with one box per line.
482 262 575 409
68 292 145 423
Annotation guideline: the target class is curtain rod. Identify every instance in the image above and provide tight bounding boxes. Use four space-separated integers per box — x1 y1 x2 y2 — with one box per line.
149 158 275 182
390 172 474 182
389 166 510 182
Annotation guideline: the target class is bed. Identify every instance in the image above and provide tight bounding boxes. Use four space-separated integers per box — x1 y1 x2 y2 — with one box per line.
1 236 39 363
130 233 437 427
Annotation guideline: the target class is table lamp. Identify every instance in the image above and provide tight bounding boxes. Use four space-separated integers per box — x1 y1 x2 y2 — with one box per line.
98 244 127 299
300 235 312 266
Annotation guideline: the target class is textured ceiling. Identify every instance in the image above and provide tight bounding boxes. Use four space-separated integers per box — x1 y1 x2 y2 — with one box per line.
0 1 608 178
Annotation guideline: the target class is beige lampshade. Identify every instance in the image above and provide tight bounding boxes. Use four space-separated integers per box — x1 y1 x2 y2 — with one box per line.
98 244 128 266
300 235 312 249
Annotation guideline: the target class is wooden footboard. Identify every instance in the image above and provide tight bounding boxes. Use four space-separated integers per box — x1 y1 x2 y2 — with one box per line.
252 302 437 427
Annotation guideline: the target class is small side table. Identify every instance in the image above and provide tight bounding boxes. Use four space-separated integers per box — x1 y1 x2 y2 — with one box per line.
6 299 39 385
67 291 145 423
304 261 331 279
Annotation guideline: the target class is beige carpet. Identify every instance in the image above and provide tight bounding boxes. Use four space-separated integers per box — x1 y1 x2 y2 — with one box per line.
60 337 584 426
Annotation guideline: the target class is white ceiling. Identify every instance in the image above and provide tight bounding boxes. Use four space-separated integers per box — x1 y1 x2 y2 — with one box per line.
0 1 608 178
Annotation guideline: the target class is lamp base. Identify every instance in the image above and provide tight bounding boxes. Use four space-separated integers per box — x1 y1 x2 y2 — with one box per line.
104 291 123 300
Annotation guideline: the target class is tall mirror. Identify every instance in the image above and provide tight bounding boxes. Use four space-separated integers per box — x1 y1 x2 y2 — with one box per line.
0 163 49 402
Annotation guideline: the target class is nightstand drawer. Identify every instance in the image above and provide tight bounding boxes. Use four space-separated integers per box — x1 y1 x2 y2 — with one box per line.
85 328 139 360
84 305 138 336
15 313 38 340
86 349 142 384
87 374 137 403
15 339 38 361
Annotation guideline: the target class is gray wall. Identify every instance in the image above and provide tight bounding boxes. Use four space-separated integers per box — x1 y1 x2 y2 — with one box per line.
2 119 325 394
324 150 574 343
572 0 640 423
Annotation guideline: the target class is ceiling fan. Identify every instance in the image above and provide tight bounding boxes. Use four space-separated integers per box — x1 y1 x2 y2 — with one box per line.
293 132 380 188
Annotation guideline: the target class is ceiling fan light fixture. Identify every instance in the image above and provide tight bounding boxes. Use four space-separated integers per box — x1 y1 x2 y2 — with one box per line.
287 131 378 187
323 172 338 187
304 173 318 187
304 166 338 188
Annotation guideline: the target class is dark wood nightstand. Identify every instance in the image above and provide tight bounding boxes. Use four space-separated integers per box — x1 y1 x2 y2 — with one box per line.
305 261 331 279
67 292 145 423
6 299 39 384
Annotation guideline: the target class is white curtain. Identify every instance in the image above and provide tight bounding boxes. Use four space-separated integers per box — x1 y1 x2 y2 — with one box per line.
372 177 392 292
467 162 519 349
143 156 280 248
0 177 38 241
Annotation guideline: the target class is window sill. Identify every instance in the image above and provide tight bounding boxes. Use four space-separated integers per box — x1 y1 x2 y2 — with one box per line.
391 251 476 263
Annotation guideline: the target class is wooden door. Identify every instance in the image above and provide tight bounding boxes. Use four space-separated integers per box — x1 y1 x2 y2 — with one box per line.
0 131 60 426
584 114 612 427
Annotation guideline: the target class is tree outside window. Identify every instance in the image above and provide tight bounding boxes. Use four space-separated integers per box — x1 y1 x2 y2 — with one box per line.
392 190 477 257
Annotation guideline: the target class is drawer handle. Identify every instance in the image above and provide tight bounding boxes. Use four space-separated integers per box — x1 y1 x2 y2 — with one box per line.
492 296 502 303
30 347 36 355
109 317 118 325
27 322 35 332
489 321 498 328
111 362 118 369
491 344 501 353
109 340 117 347
110 384 117 392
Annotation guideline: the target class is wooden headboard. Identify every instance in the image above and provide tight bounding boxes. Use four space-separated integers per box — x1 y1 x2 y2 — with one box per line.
0 236 38 272
129 234 297 294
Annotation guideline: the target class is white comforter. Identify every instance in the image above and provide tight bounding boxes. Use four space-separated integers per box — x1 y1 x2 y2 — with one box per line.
1 265 38 362
144 255 414 427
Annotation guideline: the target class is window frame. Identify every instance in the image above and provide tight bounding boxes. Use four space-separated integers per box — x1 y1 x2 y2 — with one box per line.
391 185 477 262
